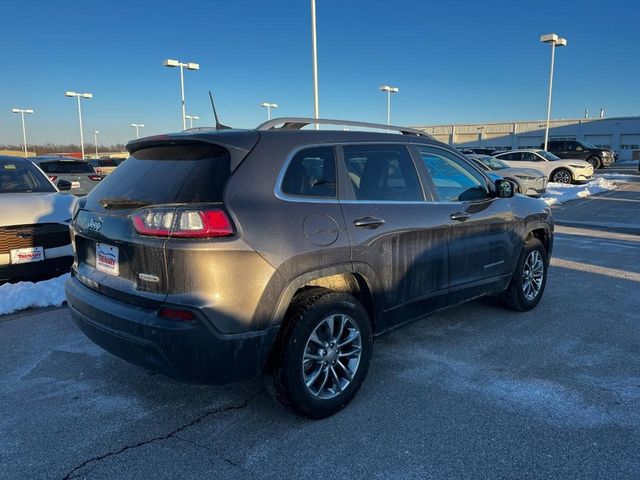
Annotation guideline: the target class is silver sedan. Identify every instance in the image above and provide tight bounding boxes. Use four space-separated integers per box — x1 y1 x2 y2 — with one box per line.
467 154 547 197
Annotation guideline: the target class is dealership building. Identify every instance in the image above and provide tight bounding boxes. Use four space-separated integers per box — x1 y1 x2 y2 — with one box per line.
413 116 640 161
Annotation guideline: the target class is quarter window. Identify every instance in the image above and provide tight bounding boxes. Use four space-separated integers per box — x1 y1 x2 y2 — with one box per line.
281 146 336 198
418 147 489 202
342 144 423 201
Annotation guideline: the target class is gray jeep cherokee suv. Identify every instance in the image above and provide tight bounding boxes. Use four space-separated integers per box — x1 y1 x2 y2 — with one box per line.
65 118 553 418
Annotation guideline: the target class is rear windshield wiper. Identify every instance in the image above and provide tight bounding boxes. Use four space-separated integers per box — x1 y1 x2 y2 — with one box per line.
99 197 151 210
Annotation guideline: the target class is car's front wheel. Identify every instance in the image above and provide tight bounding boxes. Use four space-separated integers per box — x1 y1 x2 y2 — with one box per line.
551 168 572 184
266 288 373 419
586 156 602 169
502 237 548 311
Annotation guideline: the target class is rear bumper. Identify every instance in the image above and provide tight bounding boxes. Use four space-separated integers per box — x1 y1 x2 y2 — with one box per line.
65 275 278 384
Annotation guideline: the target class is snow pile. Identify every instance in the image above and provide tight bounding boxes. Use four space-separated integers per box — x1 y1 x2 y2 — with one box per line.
0 273 69 316
542 177 621 206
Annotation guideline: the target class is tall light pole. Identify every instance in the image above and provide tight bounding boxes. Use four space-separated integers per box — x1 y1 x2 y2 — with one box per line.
540 33 567 151
130 123 144 139
310 0 319 129
185 114 199 128
163 58 199 130
260 102 278 120
11 108 34 157
379 85 399 126
65 91 92 159
93 130 100 157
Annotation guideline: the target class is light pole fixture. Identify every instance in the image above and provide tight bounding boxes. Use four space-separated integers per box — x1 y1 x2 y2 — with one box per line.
185 114 199 128
163 58 199 130
540 33 567 151
379 85 399 126
11 108 34 157
93 130 100 157
65 91 93 159
130 123 144 139
310 0 319 129
260 102 278 120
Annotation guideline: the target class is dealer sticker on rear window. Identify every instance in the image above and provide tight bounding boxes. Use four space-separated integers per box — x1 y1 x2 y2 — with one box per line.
96 243 119 276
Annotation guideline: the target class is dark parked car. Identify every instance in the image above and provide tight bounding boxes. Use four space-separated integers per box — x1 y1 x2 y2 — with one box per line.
65 118 554 418
541 140 615 169
457 147 500 156
89 157 120 176
30 156 102 195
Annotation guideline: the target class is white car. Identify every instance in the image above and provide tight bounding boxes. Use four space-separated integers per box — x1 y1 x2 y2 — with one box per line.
0 155 77 283
493 149 594 184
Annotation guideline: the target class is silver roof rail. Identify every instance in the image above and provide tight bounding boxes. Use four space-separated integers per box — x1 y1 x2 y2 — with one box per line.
256 117 434 138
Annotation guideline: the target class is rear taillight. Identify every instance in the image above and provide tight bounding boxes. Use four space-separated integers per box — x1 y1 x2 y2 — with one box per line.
131 207 234 238
49 175 58 182
88 175 102 181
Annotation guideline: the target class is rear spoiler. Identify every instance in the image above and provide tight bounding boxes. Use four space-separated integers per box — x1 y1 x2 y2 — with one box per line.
126 130 259 171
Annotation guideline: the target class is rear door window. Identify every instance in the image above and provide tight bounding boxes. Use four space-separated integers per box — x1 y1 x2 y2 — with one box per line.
342 144 423 201
281 146 336 198
84 144 231 212
39 161 94 173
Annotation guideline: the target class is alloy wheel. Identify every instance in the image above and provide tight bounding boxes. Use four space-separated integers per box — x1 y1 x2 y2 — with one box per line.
522 250 544 301
302 314 362 399
552 170 571 184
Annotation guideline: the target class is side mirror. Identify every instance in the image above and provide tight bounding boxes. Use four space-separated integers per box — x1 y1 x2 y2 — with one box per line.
57 179 72 191
495 179 516 198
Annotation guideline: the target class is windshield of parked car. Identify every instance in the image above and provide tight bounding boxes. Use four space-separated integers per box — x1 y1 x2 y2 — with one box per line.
538 151 562 161
579 141 598 149
0 159 56 193
475 156 510 170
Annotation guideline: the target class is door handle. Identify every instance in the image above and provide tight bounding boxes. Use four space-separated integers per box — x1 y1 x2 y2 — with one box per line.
353 216 386 229
450 212 471 221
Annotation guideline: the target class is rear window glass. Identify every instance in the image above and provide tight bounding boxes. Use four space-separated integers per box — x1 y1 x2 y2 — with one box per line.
40 161 94 174
281 146 336 198
0 159 56 194
86 144 231 210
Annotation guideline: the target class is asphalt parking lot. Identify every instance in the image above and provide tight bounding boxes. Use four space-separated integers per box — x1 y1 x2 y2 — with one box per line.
1 171 639 480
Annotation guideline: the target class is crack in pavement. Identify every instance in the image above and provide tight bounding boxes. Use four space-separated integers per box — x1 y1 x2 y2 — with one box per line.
60 389 265 480
173 435 256 479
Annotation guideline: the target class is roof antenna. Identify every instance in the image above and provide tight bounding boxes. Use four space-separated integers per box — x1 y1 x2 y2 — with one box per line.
209 90 231 130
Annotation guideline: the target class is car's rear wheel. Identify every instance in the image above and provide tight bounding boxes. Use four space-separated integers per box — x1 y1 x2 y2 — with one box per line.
266 288 373 419
586 156 601 169
551 168 572 184
502 237 548 311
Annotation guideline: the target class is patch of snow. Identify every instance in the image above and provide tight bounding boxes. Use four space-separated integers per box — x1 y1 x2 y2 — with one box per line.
543 177 623 206
0 273 69 316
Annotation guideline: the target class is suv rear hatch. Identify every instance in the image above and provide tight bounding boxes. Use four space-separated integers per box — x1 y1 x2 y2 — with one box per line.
71 133 258 308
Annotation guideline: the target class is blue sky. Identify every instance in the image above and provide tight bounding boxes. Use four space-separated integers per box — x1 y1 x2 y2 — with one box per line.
2 0 639 146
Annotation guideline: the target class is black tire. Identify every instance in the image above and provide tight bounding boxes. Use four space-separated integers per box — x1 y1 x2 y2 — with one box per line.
502 237 548 312
586 156 602 169
551 168 572 184
266 288 373 419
